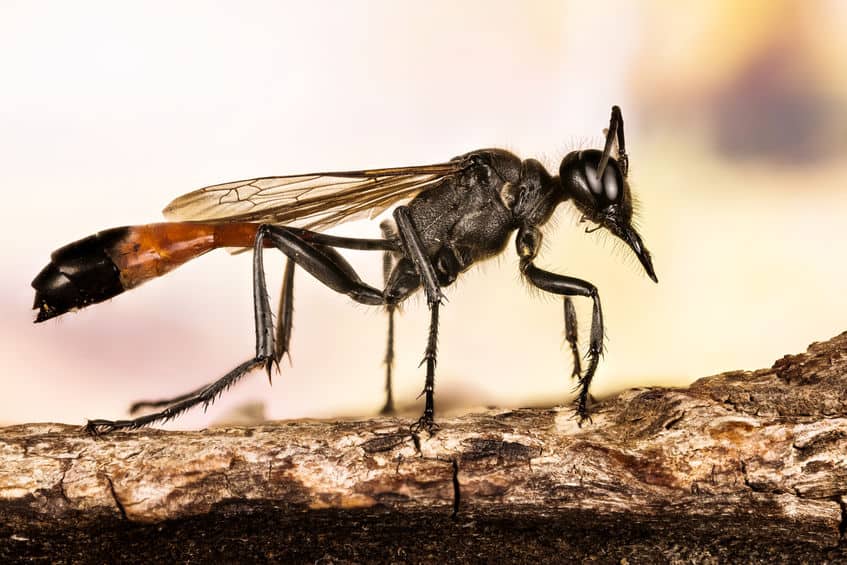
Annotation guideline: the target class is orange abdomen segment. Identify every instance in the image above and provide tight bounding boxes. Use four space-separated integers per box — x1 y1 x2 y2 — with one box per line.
108 222 260 289
32 222 262 322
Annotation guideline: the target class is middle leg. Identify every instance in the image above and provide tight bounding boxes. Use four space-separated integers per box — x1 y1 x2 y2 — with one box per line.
388 208 445 433
414 299 440 433
384 256 443 433
380 220 400 414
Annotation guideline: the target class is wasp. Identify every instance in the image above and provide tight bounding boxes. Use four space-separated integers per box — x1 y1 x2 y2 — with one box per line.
32 106 657 435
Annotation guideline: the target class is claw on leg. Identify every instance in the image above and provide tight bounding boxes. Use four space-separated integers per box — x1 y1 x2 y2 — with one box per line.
410 413 440 436
564 297 582 380
84 358 266 435
264 357 280 385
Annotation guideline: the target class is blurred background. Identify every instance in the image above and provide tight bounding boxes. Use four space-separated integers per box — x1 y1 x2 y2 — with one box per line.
1 0 845 428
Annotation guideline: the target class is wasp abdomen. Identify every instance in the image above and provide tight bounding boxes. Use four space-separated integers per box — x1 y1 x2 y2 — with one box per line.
32 227 129 322
32 223 241 323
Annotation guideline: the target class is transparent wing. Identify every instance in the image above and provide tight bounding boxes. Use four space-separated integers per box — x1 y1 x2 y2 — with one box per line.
162 161 469 230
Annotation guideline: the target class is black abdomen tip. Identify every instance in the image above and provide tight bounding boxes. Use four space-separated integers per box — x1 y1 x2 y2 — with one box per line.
32 228 128 322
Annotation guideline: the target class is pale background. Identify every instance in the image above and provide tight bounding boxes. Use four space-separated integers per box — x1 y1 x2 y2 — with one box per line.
1 0 845 429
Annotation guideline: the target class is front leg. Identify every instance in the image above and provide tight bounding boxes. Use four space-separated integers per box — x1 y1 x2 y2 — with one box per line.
516 226 603 423
524 264 603 421
564 297 582 379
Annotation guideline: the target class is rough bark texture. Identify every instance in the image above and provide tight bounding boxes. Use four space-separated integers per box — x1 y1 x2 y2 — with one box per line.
2 333 847 563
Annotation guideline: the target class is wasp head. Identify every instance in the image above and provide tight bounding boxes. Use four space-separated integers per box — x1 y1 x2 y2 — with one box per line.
559 149 657 283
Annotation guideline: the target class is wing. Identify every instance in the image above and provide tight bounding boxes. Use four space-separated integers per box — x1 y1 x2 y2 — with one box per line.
162 161 470 230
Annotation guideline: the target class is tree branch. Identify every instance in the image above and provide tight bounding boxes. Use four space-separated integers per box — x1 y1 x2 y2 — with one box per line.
2 333 847 562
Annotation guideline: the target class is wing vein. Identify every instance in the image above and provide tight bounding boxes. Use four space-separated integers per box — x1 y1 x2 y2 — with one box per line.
162 160 468 230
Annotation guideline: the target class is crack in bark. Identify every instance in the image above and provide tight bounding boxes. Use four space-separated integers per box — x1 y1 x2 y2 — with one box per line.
739 460 751 488
222 472 235 497
740 459 799 495
57 460 71 506
451 458 460 519
105 475 127 521
664 410 686 430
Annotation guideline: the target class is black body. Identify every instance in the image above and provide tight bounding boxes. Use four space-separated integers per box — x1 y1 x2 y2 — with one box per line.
34 106 657 435
32 227 129 322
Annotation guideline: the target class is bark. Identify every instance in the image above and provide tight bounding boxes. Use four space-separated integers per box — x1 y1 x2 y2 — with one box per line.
2 333 847 563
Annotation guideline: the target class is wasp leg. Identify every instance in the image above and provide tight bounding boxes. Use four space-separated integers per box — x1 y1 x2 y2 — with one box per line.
267 226 398 365
391 207 445 432
383 256 440 437
128 384 210 415
86 227 281 434
393 206 444 308
128 258 297 416
272 225 401 365
261 226 385 305
277 227 399 252
86 358 268 435
269 225 399 357
382 299 397 415
261 231 436 431
522 263 603 424
126 228 396 413
87 226 390 435
564 297 582 380
275 258 295 364
410 299 440 435
380 220 400 415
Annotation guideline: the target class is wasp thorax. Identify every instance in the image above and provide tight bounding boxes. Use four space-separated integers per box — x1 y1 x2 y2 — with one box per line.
512 158 557 226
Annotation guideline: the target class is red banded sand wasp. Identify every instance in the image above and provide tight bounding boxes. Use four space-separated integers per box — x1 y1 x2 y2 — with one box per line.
33 106 657 434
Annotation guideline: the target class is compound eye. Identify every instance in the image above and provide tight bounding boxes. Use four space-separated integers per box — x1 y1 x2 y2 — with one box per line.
603 166 619 201
584 160 621 205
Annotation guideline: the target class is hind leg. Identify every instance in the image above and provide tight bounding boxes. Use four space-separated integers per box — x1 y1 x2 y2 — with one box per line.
88 226 392 434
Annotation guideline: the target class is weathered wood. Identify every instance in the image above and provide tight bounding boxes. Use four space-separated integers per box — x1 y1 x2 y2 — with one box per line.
2 333 847 562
